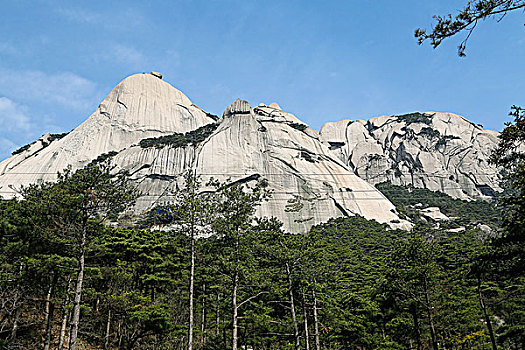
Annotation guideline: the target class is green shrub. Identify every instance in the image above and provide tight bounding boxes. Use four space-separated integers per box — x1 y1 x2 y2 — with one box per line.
435 135 460 149
139 123 218 149
289 123 308 131
420 127 441 139
12 132 70 155
89 151 118 165
394 112 431 125
300 151 316 163
12 143 33 155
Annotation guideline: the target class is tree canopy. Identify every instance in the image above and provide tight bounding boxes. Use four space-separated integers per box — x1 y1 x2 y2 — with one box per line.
415 0 525 56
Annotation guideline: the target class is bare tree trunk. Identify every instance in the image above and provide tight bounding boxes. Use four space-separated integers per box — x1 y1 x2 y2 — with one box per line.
188 226 195 350
69 226 88 350
10 305 20 340
10 264 23 341
232 231 241 350
58 308 70 350
58 277 73 350
302 289 310 350
43 301 55 350
43 273 57 350
424 277 438 350
216 292 220 337
44 277 53 327
232 269 239 350
201 283 206 345
312 290 320 350
286 262 301 350
104 309 112 350
118 320 123 348
478 278 497 350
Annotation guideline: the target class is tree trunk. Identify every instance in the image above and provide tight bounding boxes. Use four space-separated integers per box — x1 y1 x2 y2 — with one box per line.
104 309 112 350
312 290 320 350
232 231 241 350
69 226 88 350
43 300 55 350
58 277 73 350
478 278 497 350
232 269 239 350
286 262 301 350
188 227 195 350
302 289 310 350
58 308 70 350
410 303 423 350
10 305 20 340
216 292 220 337
10 264 23 341
43 273 58 350
201 283 207 345
423 277 438 350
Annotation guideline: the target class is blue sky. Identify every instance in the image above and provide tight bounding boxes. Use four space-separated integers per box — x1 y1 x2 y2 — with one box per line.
0 0 523 160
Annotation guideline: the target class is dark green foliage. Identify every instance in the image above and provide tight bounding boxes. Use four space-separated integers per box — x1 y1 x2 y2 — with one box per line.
89 151 118 165
395 112 431 125
489 106 525 278
420 126 441 139
300 150 316 163
289 122 308 131
11 143 33 155
139 123 218 149
435 134 460 149
11 132 69 155
48 132 69 142
206 112 220 121
376 181 501 228
1 162 524 349
415 0 525 56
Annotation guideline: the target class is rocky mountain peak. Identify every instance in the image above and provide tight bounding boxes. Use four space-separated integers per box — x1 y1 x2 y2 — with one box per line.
320 111 502 200
224 99 252 117
0 74 502 232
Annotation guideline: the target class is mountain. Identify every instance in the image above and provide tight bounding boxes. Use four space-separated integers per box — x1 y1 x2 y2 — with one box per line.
319 112 502 200
0 72 215 193
0 73 411 233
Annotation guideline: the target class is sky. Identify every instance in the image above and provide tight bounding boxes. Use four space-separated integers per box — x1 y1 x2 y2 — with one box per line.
0 0 523 160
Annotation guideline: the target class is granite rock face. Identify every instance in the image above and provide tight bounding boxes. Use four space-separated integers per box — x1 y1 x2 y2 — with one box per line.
320 112 502 200
105 99 410 232
0 74 410 233
0 73 215 195
1 74 501 232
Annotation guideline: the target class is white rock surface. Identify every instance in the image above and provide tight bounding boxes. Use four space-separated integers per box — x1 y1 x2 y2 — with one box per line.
320 112 503 200
0 73 215 195
108 100 411 233
0 78 410 233
418 207 450 221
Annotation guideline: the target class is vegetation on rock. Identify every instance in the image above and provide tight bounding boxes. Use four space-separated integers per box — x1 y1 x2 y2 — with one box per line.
11 132 69 155
395 112 432 125
139 123 218 149
376 181 501 228
289 122 308 131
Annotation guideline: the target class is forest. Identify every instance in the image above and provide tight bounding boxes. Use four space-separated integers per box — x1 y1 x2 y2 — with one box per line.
0 108 524 350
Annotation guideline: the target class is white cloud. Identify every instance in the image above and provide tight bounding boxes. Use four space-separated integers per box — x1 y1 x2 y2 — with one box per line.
0 69 99 111
0 97 35 159
0 137 17 160
0 97 33 133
